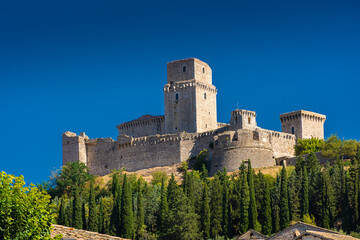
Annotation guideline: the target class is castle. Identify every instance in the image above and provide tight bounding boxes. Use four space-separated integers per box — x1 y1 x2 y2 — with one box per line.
62 58 326 176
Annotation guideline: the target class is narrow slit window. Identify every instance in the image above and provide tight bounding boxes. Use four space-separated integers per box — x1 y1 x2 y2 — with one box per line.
175 93 179 101
203 67 205 73
204 92 206 99
292 127 295 134
183 66 186 72
248 117 251 124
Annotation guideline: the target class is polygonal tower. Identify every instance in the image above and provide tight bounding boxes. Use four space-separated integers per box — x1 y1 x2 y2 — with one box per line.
164 58 217 134
280 110 326 139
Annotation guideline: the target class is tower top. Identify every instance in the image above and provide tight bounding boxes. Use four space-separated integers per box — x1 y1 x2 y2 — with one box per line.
167 58 212 85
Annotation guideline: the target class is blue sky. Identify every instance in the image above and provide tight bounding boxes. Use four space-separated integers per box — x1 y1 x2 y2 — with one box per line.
1 0 359 184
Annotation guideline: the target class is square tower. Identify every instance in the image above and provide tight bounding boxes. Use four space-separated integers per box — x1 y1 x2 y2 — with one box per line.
230 109 257 130
164 58 217 134
280 110 326 139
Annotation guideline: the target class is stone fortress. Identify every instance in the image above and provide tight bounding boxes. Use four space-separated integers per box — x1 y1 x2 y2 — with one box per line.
63 58 326 176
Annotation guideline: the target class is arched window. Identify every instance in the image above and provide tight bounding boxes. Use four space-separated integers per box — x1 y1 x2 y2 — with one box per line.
292 127 295 134
183 66 186 72
175 93 179 101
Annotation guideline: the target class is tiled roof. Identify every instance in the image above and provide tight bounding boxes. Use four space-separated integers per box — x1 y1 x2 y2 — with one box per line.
51 224 130 240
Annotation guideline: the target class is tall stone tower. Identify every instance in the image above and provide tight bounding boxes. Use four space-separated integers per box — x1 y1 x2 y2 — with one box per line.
164 58 217 134
280 110 326 139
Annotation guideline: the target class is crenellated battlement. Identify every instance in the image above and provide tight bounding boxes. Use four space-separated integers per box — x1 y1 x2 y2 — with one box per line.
163 80 217 94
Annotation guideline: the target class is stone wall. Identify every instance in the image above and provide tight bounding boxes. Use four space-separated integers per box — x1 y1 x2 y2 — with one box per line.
263 129 296 157
62 131 87 165
117 115 165 138
86 134 182 176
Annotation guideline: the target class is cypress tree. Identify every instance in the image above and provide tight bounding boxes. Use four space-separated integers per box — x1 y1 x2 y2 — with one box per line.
247 160 258 230
120 174 135 239
110 177 121 236
239 163 250 234
321 169 335 229
111 172 120 196
301 165 309 217
137 185 144 233
58 196 66 226
210 175 222 238
288 170 301 221
279 166 289 230
271 174 281 233
201 182 211 240
98 197 104 234
65 197 73 227
72 188 83 229
262 180 272 235
82 202 87 230
88 180 97 232
167 173 178 209
348 159 359 229
222 176 230 238
158 177 169 236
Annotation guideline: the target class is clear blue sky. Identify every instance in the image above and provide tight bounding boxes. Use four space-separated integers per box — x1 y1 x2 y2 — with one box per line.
1 0 359 184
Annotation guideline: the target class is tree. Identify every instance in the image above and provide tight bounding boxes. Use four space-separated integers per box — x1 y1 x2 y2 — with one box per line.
82 202 87 230
161 188 199 240
239 162 250 234
210 175 223 238
157 177 169 237
72 188 83 229
58 196 67 225
321 135 342 159
193 149 208 172
137 184 145 235
88 180 98 232
321 169 335 229
0 172 60 239
341 140 359 160
247 160 259 230
56 161 93 196
262 180 272 235
279 166 289 230
167 174 178 209
201 182 211 240
271 174 281 233
288 170 301 221
295 138 324 156
121 174 135 239
98 197 105 234
301 165 309 217
110 173 122 236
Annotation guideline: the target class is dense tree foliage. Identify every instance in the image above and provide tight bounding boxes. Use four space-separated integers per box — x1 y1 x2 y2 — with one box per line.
0 172 60 239
295 138 324 156
36 137 360 239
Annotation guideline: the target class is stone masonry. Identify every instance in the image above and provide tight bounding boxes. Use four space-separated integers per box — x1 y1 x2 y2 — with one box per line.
62 58 326 176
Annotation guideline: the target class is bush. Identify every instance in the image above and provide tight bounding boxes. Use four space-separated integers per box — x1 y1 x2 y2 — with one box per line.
0 171 61 239
294 138 324 156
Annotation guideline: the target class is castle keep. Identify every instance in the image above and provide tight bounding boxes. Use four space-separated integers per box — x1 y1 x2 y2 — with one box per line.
63 58 326 176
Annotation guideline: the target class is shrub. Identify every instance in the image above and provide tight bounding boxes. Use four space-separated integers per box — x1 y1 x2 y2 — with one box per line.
0 171 61 239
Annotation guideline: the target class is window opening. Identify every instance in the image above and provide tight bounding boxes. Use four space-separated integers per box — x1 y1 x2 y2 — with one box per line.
203 67 205 73
248 117 251 124
175 93 179 101
183 66 186 72
204 92 206 99
292 127 295 134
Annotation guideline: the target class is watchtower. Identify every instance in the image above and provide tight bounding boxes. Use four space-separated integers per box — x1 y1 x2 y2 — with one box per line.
164 58 217 134
280 110 326 139
230 109 257 130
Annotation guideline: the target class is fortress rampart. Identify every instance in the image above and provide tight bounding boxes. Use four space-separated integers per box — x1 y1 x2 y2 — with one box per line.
62 58 326 176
